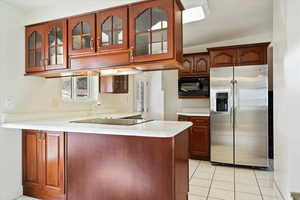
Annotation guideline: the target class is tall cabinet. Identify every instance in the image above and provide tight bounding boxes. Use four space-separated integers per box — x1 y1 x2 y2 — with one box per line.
23 130 65 200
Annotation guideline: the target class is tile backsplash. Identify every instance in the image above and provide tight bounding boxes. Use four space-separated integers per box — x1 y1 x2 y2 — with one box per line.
178 98 210 111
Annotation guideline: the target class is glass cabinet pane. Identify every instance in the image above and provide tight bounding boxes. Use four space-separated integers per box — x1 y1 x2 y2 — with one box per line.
135 8 168 57
82 22 90 34
57 28 63 45
35 33 42 48
72 35 81 49
29 50 35 67
73 24 81 35
72 22 91 50
49 29 56 46
49 47 56 65
136 9 151 33
113 30 123 44
151 8 168 30
28 31 43 67
102 31 111 46
136 32 150 56
29 33 35 49
48 26 64 66
82 35 91 48
113 16 122 29
35 50 42 67
100 16 124 47
102 17 112 31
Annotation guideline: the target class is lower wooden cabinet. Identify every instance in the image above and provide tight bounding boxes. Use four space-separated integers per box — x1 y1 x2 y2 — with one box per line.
23 130 65 200
178 115 210 160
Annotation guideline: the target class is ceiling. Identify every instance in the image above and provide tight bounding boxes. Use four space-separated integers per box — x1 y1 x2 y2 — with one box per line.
2 0 273 48
182 0 273 47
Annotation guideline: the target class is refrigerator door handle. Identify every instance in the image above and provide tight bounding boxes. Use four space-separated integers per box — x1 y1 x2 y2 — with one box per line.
234 80 238 122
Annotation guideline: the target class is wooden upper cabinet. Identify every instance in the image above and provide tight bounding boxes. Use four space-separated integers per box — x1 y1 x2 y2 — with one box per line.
129 0 174 63
26 25 45 73
68 14 96 55
237 45 267 66
96 7 128 52
100 75 128 93
181 55 193 74
209 43 270 68
193 53 210 75
209 48 236 68
45 19 68 70
180 53 210 77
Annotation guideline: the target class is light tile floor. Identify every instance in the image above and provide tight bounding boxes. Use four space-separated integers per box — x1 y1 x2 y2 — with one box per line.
19 160 283 200
189 160 283 200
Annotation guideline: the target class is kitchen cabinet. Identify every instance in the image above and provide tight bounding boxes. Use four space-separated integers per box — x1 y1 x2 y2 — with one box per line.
129 0 177 63
178 115 210 160
209 43 270 68
96 6 128 52
100 75 128 93
23 130 65 200
180 53 210 77
25 19 68 73
45 19 68 70
181 55 193 74
25 0 183 78
237 45 267 66
26 25 46 73
68 13 96 55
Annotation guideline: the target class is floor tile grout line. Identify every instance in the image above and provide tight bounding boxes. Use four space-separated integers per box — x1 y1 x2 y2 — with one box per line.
205 164 216 200
190 160 201 181
254 169 265 200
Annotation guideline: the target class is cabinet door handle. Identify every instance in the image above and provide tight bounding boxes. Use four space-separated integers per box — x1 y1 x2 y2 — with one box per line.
90 37 94 50
97 37 101 49
44 58 48 66
130 47 134 62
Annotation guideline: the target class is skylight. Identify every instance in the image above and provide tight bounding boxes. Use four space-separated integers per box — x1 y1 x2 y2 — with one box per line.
183 6 206 24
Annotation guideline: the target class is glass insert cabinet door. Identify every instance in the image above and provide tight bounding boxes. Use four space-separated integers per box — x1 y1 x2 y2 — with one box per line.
45 19 67 70
130 1 174 62
96 7 128 51
26 25 45 73
68 14 96 55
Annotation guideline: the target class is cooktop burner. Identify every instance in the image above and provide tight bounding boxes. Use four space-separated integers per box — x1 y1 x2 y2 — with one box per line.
70 118 152 126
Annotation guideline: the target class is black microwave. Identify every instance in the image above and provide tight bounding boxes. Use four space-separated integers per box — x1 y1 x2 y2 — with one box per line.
178 77 209 97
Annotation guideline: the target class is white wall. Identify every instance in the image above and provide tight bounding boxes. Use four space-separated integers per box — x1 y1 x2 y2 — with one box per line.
273 0 300 198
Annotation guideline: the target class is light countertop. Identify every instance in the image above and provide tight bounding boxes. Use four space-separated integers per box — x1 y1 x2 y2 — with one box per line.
177 108 210 117
0 113 192 138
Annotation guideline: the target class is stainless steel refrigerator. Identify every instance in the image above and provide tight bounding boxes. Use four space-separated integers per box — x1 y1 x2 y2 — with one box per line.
210 65 269 167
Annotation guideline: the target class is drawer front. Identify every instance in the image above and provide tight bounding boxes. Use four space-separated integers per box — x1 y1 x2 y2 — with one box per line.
190 117 209 126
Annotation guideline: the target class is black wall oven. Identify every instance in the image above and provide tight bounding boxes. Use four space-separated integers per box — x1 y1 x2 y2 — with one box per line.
178 77 209 97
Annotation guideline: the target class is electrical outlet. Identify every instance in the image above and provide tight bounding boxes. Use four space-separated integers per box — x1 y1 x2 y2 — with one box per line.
2 96 16 110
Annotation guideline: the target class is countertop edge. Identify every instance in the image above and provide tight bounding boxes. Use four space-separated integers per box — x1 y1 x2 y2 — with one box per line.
1 121 193 138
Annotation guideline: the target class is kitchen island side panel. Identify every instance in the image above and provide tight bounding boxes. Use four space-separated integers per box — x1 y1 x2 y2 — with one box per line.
66 132 188 200
174 130 189 200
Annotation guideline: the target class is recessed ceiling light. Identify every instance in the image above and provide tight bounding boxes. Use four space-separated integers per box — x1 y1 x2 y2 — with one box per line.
183 6 206 24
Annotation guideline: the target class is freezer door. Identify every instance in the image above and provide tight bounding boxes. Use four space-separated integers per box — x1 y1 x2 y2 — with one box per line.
210 67 234 164
234 65 269 167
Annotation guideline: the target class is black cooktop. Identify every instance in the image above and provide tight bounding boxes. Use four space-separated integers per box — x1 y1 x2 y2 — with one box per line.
71 118 152 126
